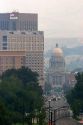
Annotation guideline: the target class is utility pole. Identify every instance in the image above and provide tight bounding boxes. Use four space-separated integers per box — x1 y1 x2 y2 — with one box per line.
54 110 56 125
48 100 51 125
51 111 53 125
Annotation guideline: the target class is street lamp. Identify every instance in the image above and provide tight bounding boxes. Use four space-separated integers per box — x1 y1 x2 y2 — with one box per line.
50 97 57 125
54 110 56 125
48 99 51 125
48 97 58 125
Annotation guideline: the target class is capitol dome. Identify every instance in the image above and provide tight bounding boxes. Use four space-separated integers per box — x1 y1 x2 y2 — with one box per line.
48 43 65 95
53 44 63 57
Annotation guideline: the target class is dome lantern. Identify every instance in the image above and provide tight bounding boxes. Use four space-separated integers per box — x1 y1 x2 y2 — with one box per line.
53 44 63 57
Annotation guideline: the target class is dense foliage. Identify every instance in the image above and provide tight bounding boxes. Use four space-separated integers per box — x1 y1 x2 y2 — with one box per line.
0 67 44 125
66 72 83 119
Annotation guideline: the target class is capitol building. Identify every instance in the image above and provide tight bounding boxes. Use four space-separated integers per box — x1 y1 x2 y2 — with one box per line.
47 44 65 95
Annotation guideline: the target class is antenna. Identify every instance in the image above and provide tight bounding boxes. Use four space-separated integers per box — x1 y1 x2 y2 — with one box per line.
56 43 58 48
12 9 19 13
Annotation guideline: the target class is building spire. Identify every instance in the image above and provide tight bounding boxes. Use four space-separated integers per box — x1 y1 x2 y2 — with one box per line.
56 43 58 48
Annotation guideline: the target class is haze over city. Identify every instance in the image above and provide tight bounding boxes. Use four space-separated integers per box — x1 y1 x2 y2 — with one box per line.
0 0 83 38
0 0 83 125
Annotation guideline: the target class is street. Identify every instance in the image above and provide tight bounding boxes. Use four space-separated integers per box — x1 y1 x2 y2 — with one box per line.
45 96 69 110
56 117 79 125
44 95 79 125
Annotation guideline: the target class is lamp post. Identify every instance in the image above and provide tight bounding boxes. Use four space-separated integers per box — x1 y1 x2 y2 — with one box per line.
51 111 53 125
48 99 51 125
54 110 56 125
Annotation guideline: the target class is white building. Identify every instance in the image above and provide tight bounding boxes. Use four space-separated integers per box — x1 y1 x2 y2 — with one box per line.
48 44 65 95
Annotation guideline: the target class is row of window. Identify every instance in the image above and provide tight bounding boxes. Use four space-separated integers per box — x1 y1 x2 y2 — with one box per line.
0 20 37 31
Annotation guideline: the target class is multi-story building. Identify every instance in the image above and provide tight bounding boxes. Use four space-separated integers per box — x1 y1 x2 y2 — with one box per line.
47 44 65 95
0 12 44 87
0 12 38 31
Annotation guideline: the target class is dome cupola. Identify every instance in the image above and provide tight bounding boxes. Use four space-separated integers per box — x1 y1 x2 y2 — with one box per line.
53 44 63 57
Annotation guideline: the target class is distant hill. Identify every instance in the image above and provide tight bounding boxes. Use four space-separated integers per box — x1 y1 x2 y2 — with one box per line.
45 45 83 58
63 46 83 56
45 37 83 52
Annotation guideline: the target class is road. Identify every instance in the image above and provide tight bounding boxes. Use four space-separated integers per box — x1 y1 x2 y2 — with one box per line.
45 96 69 110
56 117 79 125
44 96 79 125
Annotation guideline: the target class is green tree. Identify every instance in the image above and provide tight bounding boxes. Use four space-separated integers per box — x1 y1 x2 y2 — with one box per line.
0 67 44 125
38 108 46 125
1 66 39 85
0 101 12 125
66 72 83 119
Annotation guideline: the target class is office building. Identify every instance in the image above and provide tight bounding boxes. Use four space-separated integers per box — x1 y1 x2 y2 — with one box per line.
0 12 44 87
0 12 38 31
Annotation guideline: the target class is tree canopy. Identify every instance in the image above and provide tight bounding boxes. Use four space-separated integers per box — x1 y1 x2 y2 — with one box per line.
66 72 83 119
0 67 44 125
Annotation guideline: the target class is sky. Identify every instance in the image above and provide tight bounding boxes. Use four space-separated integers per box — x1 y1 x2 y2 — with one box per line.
0 0 83 38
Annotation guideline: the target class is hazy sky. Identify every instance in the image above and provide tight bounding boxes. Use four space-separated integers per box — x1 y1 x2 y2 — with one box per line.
0 0 83 38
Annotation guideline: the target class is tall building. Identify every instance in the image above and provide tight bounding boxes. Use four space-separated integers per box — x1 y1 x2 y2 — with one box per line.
0 12 38 31
0 12 44 87
47 44 65 95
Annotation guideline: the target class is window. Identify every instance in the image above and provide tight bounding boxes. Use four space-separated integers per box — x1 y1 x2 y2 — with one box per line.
12 21 16 30
3 36 7 41
3 36 7 50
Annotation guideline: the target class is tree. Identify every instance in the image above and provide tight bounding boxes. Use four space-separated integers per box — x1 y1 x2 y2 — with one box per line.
0 101 12 125
66 72 83 119
1 66 39 85
38 108 46 125
0 67 44 124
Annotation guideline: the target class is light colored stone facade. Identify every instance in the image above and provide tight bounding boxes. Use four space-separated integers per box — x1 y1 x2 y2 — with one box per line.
0 51 25 74
0 31 44 87
48 44 65 95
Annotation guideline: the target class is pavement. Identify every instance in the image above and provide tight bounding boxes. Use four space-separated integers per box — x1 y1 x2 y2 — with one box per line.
56 117 79 125
45 96 69 110
45 96 78 125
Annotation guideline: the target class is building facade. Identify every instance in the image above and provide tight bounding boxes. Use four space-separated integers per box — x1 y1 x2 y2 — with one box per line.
48 44 65 95
0 51 25 75
0 12 44 87
0 12 38 31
